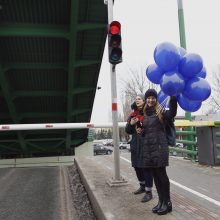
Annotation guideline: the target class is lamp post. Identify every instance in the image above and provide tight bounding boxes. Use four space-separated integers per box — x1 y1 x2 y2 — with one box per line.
177 0 191 121
177 0 195 159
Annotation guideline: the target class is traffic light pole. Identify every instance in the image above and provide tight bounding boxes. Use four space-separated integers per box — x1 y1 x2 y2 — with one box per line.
105 0 127 186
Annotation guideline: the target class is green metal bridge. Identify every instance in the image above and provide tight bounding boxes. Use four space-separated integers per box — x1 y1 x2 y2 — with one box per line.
0 0 108 158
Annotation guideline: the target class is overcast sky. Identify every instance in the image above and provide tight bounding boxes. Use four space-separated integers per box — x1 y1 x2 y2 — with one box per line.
91 0 220 123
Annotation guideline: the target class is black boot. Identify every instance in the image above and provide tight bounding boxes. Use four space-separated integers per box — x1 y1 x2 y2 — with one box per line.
141 191 153 203
157 200 172 215
133 185 145 195
152 200 162 213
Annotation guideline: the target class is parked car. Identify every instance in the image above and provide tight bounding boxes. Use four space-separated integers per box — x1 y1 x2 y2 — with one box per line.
119 142 130 149
94 145 113 156
105 142 114 146
176 142 184 148
126 144 131 152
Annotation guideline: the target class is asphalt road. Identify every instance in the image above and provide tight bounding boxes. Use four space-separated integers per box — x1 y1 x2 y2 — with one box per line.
0 166 75 220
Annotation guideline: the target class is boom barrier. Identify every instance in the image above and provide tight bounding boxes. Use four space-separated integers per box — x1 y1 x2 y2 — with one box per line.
1 120 220 165
0 120 217 131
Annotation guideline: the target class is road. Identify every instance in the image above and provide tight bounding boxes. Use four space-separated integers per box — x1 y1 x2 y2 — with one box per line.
0 166 75 220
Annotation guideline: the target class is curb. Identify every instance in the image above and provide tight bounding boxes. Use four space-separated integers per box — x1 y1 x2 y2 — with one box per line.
74 158 111 220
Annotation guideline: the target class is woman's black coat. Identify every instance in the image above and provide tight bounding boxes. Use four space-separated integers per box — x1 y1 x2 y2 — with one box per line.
125 109 144 168
142 97 177 168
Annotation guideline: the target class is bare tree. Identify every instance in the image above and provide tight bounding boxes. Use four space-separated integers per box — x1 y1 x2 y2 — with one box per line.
205 65 220 113
119 65 158 121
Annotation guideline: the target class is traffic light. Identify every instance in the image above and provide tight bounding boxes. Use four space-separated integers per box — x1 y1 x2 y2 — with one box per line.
108 21 122 65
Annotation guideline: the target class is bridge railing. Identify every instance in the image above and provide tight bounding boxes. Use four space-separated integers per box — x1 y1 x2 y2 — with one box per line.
169 128 198 160
171 120 220 164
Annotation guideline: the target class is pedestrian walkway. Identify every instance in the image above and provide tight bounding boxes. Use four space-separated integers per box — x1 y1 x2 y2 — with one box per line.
75 154 220 220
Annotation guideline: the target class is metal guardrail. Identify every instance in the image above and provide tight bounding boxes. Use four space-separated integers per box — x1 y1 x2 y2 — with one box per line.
169 146 198 156
176 130 196 135
174 120 220 162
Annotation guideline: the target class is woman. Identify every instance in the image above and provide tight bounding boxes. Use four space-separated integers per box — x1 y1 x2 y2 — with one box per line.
140 89 177 215
125 94 153 203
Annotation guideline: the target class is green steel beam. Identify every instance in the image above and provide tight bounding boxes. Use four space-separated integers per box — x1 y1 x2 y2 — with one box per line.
66 131 71 152
0 65 28 153
0 143 21 152
53 140 66 149
3 63 67 71
26 142 48 152
72 87 95 95
67 0 78 120
75 60 101 67
18 109 89 120
12 88 94 99
18 112 65 120
0 67 17 121
77 23 106 31
66 0 79 152
27 141 66 153
71 139 85 145
4 60 99 72
0 23 105 39
0 140 19 143
72 108 90 116
0 113 11 119
0 23 69 38
26 138 65 142
12 91 66 99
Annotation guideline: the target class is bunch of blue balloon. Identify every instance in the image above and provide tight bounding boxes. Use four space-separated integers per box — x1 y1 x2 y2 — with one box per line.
146 42 211 112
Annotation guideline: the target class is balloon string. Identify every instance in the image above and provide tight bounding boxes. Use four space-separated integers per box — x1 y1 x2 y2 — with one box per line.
156 96 170 116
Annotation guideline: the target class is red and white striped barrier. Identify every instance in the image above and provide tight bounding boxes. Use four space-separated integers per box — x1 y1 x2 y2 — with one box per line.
0 122 127 131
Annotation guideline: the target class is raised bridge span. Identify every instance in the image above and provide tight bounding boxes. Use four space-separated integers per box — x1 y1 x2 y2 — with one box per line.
0 0 108 157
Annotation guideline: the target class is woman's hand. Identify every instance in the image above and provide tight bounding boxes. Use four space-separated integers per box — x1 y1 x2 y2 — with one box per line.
130 117 138 125
136 127 143 134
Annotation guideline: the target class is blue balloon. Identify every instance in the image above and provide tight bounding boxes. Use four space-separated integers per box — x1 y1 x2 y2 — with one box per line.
177 93 202 112
158 90 169 108
196 66 207 79
178 47 187 57
160 71 185 96
154 42 181 71
179 53 203 78
183 77 211 101
146 63 164 84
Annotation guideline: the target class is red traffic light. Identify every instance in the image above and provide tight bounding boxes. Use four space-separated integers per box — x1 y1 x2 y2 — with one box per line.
108 21 122 65
109 21 121 35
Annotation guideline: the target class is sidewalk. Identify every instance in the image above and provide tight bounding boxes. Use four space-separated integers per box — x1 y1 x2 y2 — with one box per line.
75 154 220 220
75 155 177 220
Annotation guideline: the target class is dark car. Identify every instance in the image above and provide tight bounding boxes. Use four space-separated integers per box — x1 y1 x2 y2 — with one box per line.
94 145 113 156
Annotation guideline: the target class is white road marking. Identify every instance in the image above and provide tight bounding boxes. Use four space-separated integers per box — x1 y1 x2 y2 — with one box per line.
120 156 220 207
